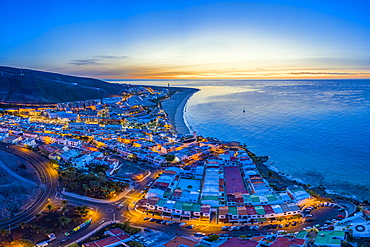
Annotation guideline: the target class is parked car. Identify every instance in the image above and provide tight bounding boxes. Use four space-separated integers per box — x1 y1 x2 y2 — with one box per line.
219 234 230 237
194 232 206 237
179 222 186 227
228 226 236 231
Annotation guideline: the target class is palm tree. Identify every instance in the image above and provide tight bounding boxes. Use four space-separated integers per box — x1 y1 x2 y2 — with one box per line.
31 225 44 234
89 180 100 191
35 213 41 222
69 182 78 190
83 184 90 194
76 205 89 217
19 222 28 230
61 199 68 208
58 216 72 227
98 172 107 183
0 228 10 237
46 203 55 213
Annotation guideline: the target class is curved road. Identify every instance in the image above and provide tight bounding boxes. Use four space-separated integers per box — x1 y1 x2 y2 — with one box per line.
0 144 58 229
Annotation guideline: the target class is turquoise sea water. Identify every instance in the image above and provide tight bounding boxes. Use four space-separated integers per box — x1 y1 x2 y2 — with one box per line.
109 79 370 200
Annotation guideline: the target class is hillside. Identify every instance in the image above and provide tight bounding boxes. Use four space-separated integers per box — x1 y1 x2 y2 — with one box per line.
0 66 128 103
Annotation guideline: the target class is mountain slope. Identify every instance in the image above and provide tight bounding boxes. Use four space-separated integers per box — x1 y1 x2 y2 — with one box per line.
0 66 127 103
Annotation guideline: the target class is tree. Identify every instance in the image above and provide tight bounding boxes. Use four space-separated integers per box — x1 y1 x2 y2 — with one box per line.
89 180 100 191
46 203 55 213
58 216 72 227
0 228 10 237
68 243 80 247
68 182 78 190
76 205 89 217
83 184 90 194
208 234 219 242
35 213 41 222
30 225 45 234
239 235 248 239
19 222 28 229
267 170 274 178
127 241 144 247
97 172 107 183
61 199 68 207
165 154 176 162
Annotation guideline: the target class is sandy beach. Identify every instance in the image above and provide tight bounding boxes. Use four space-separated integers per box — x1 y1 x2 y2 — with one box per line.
161 87 199 135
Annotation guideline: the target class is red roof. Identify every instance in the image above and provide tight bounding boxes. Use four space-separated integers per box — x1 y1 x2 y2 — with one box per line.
163 236 198 247
250 236 265 242
263 205 274 214
83 236 127 247
105 227 125 236
154 182 169 188
219 237 259 247
270 237 305 247
245 206 257 215
224 166 249 194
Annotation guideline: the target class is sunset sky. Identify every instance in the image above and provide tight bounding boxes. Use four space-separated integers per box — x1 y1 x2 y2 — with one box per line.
1 0 369 79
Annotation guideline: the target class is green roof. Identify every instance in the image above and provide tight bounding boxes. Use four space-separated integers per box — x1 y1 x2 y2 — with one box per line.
333 231 345 237
202 196 219 201
242 195 251 202
174 201 183 210
257 218 267 222
296 231 307 239
266 194 280 202
182 202 193 212
314 231 343 245
254 206 266 215
228 206 238 215
156 199 166 207
192 203 201 212
251 195 260 202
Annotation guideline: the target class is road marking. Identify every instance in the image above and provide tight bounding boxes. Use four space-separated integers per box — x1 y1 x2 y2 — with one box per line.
106 208 114 213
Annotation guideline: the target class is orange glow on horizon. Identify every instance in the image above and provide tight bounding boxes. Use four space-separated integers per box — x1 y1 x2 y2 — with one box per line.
98 69 370 80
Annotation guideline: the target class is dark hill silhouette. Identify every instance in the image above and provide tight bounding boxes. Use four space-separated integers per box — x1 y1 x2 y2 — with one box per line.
0 66 127 103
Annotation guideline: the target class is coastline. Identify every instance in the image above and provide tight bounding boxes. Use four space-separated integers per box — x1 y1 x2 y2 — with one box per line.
161 87 199 135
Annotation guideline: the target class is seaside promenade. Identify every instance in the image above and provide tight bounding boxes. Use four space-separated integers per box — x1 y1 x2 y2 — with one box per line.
161 88 199 135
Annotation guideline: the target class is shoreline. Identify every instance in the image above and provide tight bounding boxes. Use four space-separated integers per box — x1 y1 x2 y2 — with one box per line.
161 87 365 205
161 87 199 135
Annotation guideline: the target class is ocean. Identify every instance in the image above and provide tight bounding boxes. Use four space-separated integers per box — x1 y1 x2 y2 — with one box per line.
109 79 370 201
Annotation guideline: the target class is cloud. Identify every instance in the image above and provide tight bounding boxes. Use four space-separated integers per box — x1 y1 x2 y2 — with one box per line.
95 55 129 59
69 59 101 66
290 72 370 75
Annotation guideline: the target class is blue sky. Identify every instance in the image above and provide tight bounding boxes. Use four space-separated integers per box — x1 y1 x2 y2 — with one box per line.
1 0 369 79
